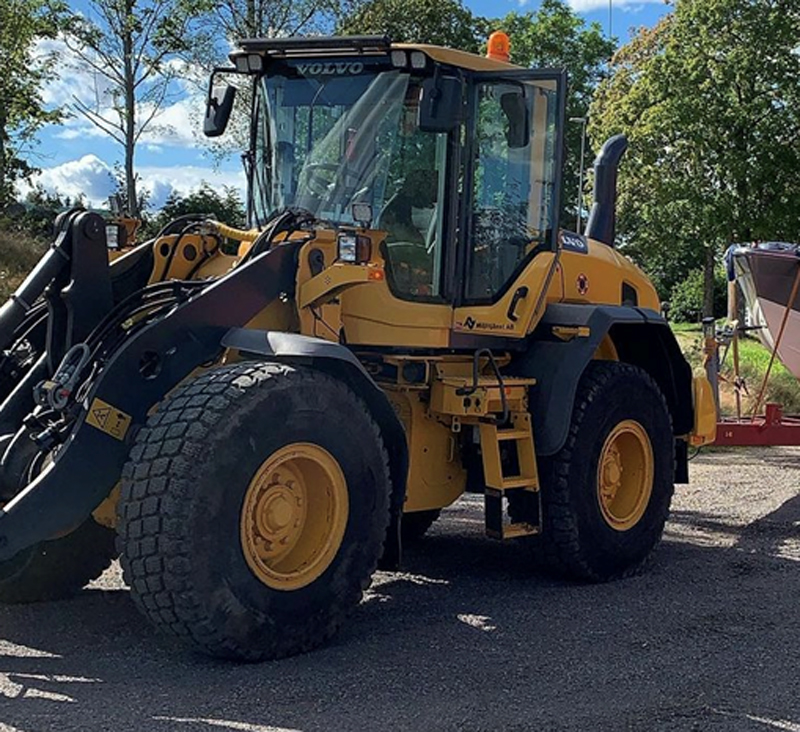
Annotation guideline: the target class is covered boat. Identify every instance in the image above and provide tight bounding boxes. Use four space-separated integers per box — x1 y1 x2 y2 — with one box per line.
726 242 800 378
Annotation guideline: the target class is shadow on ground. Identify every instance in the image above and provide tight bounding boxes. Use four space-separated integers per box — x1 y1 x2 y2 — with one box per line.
1 454 800 732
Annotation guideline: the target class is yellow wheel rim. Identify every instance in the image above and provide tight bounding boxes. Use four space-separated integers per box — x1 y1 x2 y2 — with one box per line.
240 443 348 591
597 419 654 532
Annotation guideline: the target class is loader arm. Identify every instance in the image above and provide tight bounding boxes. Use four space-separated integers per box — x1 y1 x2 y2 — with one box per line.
0 219 301 560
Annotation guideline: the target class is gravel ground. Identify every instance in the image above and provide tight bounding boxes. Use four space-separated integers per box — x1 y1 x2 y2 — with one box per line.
1 446 799 732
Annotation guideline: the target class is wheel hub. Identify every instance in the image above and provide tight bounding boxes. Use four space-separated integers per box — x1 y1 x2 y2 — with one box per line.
597 420 654 532
241 443 348 591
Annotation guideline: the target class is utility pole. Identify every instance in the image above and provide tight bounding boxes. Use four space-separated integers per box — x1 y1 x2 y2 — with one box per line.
569 117 588 234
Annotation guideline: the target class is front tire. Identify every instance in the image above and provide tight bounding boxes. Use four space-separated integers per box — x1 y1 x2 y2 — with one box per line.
520 362 675 581
117 362 392 661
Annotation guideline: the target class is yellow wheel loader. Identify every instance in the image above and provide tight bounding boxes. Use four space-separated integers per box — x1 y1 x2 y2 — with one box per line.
0 33 717 660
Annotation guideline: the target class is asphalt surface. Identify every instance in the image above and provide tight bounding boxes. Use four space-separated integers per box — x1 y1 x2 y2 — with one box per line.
1 446 799 732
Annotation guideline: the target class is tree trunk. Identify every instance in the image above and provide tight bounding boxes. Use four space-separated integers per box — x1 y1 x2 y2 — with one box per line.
123 1 138 218
703 244 715 319
0 100 8 209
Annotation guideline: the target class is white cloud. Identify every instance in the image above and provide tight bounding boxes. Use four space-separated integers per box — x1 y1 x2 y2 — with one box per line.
37 36 208 151
36 37 113 109
22 154 116 204
565 0 663 11
138 164 245 208
19 155 245 210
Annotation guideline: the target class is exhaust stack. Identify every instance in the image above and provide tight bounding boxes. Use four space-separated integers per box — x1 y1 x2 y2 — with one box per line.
585 134 628 247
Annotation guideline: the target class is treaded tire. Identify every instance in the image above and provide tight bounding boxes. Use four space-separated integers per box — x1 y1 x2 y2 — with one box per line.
401 509 441 543
0 517 117 604
117 362 392 661
514 361 675 582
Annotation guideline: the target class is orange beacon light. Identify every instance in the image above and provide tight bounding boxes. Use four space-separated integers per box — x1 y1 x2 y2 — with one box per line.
486 31 511 63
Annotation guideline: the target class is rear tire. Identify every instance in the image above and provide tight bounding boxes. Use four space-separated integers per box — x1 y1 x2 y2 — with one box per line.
117 362 392 661
514 362 674 581
0 517 117 604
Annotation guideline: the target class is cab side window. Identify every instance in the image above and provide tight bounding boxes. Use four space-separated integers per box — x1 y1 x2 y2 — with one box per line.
377 85 447 299
466 80 557 301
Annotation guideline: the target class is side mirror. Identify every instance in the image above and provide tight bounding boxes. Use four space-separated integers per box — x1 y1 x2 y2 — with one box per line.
204 85 237 138
418 76 462 132
500 89 530 149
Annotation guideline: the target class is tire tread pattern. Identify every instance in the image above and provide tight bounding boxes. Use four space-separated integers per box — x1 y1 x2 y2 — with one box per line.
526 361 675 582
117 361 391 661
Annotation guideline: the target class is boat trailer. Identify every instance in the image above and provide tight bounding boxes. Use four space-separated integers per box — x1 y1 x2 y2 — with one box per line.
706 271 800 446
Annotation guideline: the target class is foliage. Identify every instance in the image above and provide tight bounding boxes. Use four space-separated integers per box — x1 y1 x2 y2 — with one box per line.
0 0 67 209
0 228 46 300
66 0 211 218
667 265 726 322
674 325 800 415
143 182 245 237
211 0 337 41
339 0 479 51
478 0 615 227
590 0 800 313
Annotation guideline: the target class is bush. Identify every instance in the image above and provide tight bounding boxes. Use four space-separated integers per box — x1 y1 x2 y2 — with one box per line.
142 183 246 240
0 229 46 301
668 265 727 322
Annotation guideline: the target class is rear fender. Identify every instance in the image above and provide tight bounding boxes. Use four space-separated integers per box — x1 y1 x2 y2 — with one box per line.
511 303 693 457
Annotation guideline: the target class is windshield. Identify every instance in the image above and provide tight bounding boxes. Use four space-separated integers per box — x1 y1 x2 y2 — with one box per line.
251 63 413 227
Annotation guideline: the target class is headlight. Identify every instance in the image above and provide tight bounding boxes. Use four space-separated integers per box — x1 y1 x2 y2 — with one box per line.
338 234 357 262
337 233 372 263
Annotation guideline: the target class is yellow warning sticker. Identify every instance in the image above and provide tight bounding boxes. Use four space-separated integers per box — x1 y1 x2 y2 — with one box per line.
86 398 132 441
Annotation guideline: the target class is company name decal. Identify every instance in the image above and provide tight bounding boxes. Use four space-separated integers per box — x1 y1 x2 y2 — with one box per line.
297 62 365 76
456 316 516 332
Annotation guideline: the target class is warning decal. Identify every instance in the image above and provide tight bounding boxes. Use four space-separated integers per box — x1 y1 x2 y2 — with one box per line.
86 398 132 441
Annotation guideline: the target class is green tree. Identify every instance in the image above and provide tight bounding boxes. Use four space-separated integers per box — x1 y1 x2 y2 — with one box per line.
479 1 615 228
211 0 337 41
0 0 66 209
338 0 480 51
590 0 800 312
145 182 245 237
67 0 210 218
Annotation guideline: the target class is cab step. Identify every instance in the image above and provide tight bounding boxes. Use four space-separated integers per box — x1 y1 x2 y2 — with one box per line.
479 412 541 539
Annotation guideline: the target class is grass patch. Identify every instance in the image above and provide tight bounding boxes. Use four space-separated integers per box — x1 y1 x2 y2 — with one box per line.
671 322 800 415
0 230 46 301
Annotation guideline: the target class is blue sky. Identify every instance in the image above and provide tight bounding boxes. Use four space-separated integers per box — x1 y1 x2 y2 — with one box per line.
26 0 670 210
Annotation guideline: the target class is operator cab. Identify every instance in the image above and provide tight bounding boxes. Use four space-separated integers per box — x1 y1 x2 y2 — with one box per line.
207 37 564 306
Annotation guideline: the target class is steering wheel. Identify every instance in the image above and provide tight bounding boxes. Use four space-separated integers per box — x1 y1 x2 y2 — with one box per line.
300 163 339 198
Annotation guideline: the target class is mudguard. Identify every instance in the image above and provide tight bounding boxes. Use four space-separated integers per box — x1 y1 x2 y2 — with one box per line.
0 242 300 560
511 303 693 456
223 329 409 569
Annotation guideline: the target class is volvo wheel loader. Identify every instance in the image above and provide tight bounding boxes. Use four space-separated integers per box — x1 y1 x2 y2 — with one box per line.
0 33 717 660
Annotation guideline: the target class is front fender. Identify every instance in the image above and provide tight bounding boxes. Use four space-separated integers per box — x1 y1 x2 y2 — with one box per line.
223 328 409 569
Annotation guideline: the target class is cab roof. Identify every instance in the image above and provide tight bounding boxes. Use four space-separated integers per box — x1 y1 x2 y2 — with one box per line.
233 35 520 72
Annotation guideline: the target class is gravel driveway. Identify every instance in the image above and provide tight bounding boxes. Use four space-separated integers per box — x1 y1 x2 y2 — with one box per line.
1 446 799 732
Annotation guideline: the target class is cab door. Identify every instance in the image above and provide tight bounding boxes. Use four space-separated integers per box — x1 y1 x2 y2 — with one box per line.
451 69 566 346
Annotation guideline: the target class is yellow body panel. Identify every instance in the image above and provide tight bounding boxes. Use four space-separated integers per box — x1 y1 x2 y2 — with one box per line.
341 282 452 347
384 390 466 512
452 252 558 338
690 375 717 446
555 239 659 310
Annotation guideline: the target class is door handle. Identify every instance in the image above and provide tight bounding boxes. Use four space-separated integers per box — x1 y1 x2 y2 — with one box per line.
506 286 529 322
